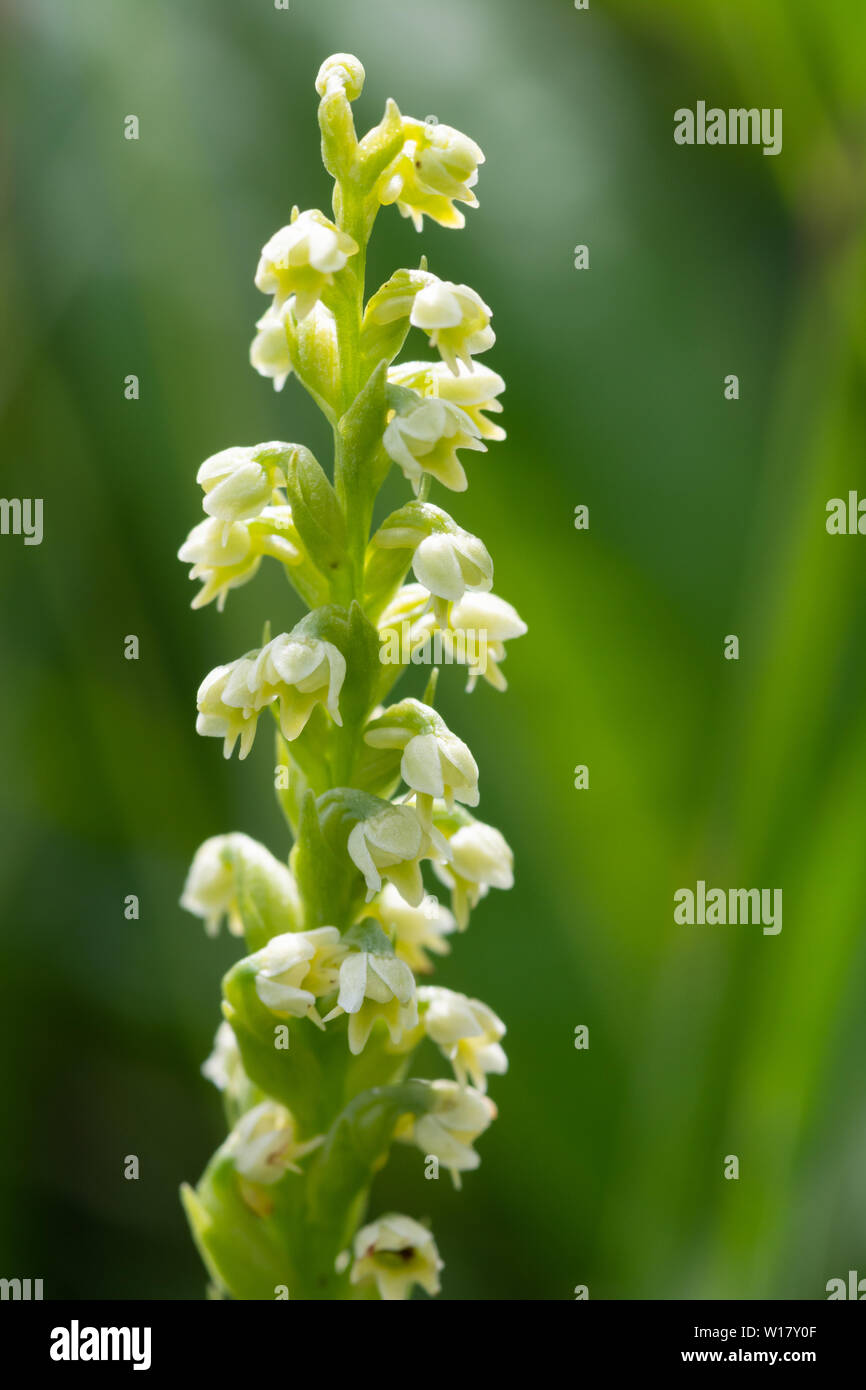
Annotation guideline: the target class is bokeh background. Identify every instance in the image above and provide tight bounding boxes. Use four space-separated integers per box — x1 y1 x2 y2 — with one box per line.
2 0 865 1300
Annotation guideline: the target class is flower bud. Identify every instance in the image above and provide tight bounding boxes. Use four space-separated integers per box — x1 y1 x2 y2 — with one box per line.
315 53 365 101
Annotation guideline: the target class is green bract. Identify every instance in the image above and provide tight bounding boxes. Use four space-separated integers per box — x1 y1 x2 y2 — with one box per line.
178 53 525 1301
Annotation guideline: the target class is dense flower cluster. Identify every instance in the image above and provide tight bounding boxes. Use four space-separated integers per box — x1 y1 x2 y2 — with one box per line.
179 53 525 1302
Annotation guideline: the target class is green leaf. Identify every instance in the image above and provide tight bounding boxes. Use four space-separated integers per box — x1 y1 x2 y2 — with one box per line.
222 958 349 1135
356 97 405 187
283 446 350 594
303 1080 434 1279
342 919 394 955
289 789 362 929
181 1164 301 1301
359 269 429 375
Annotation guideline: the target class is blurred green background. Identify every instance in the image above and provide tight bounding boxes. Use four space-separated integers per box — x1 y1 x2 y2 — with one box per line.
2 0 865 1300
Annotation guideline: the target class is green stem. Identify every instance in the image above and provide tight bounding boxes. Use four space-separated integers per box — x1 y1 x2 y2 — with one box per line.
332 185 377 602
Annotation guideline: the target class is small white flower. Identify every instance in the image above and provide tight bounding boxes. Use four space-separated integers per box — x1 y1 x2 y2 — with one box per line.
364 698 479 812
419 987 507 1092
378 117 484 232
370 884 455 974
178 517 260 611
384 397 485 494
449 590 528 692
409 280 495 375
347 802 437 907
196 442 290 525
325 948 417 1054
195 660 260 760
255 209 358 320
180 833 300 937
251 927 346 1023
250 304 293 391
389 359 506 441
197 632 346 758
412 529 493 602
433 817 514 929
371 502 492 603
201 1020 245 1095
402 1079 496 1188
234 632 346 741
178 510 303 612
225 1101 323 1184
350 1213 443 1301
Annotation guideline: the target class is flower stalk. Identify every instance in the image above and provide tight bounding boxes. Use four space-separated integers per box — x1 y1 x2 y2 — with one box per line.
179 52 525 1301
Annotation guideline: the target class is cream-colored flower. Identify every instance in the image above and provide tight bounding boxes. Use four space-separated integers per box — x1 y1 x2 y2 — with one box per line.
197 631 346 758
448 591 528 692
350 1214 443 1300
250 304 293 391
231 632 346 740
195 660 260 760
178 508 302 612
347 801 435 907
251 927 346 1024
412 529 493 602
201 1020 245 1096
401 1079 496 1188
179 518 261 611
364 698 479 814
369 884 455 974
384 397 485 494
180 832 301 937
419 987 507 1092
225 1101 323 1184
432 815 514 929
389 359 505 441
255 209 358 320
196 442 290 524
324 947 417 1054
409 280 495 375
378 117 483 232
371 501 493 603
